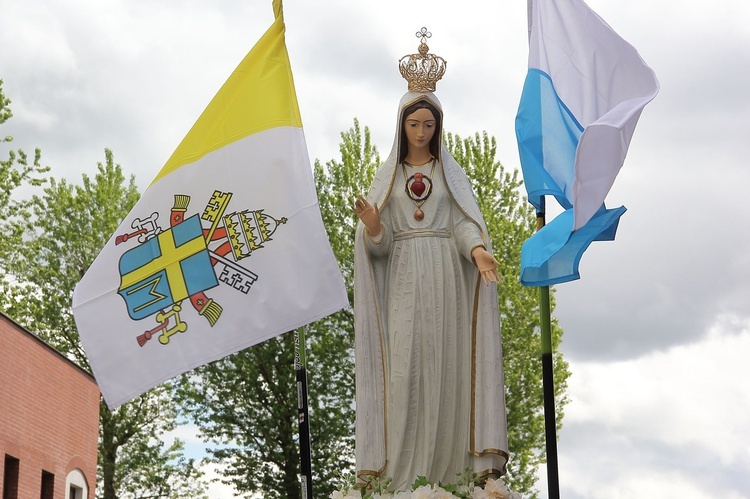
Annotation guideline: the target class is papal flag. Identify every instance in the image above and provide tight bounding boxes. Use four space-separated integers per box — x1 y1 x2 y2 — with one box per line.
516 0 659 286
73 0 348 408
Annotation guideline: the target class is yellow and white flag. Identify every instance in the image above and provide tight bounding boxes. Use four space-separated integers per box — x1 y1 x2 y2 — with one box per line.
73 0 348 408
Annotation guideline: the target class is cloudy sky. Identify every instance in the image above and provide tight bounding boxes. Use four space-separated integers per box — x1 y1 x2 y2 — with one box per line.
2 0 749 497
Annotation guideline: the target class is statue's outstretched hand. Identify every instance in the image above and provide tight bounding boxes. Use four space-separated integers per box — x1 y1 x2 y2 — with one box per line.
471 247 502 286
353 195 382 238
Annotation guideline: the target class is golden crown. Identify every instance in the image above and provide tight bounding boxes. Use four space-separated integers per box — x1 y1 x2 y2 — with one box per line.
399 27 447 93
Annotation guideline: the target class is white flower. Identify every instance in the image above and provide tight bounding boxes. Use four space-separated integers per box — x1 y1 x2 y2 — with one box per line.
392 491 412 499
411 485 434 499
470 486 492 499
469 477 521 499
408 484 455 499
330 488 360 499
431 486 455 499
486 478 510 495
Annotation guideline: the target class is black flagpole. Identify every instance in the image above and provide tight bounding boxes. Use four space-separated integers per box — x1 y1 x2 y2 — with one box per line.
528 2 561 496
294 328 314 499
537 205 561 499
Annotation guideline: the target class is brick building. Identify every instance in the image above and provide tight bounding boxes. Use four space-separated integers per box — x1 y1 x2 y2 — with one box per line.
0 311 99 499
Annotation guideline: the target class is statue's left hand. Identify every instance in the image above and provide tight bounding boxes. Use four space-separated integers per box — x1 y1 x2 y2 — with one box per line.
471 247 502 286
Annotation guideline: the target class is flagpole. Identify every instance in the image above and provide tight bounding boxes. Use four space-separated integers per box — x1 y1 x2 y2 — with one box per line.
536 207 561 499
527 2 561 496
294 328 314 499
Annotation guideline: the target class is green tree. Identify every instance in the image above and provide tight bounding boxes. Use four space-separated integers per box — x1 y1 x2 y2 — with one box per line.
100 385 207 499
314 118 379 295
1 151 139 354
0 80 49 269
446 131 569 496
174 119 380 499
0 86 207 498
176 335 301 498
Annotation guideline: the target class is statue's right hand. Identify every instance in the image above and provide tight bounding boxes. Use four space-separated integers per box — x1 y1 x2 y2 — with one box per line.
352 195 382 237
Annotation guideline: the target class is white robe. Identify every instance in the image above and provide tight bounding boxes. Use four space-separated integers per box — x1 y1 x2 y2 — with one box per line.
354 92 508 490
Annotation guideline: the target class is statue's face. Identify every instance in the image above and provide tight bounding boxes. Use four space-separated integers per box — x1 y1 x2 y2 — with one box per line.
403 108 436 153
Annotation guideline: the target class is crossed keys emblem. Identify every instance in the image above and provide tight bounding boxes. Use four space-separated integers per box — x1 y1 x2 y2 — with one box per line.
115 190 286 347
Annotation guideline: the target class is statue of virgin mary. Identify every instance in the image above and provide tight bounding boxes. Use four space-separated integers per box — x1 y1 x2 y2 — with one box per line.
353 29 510 491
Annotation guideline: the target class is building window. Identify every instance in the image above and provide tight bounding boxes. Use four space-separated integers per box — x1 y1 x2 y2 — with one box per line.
68 485 83 499
40 470 54 499
65 469 88 499
3 455 20 499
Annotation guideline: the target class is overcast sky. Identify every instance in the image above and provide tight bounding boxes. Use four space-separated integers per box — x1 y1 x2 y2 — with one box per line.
2 0 749 497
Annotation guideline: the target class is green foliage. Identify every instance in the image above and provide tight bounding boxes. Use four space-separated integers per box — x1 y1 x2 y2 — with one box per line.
0 83 50 275
314 118 379 297
446 132 570 497
411 467 479 498
100 388 208 499
1 151 139 364
0 79 14 137
0 79 39 153
176 335 301 498
175 329 354 499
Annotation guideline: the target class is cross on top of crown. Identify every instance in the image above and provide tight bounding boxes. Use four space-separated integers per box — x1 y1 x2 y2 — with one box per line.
416 27 432 44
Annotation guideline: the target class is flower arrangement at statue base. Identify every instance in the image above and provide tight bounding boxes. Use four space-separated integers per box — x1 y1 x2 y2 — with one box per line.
330 469 522 499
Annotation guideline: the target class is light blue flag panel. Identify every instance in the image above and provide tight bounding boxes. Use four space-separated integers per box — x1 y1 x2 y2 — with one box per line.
516 69 626 286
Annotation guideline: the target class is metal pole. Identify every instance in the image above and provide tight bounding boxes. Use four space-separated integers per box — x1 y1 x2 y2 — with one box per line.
537 204 560 499
295 329 314 499
528 2 561 495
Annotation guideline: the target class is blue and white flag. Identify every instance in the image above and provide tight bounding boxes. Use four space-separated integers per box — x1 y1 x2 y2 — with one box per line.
516 0 659 286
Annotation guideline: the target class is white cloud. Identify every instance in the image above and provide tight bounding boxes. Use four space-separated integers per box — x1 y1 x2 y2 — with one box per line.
549 317 750 498
202 462 248 499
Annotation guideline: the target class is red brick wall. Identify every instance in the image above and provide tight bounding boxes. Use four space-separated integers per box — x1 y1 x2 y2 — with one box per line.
0 313 100 499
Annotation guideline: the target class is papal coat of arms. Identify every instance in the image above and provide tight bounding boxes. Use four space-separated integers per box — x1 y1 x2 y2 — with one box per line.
114 190 286 347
